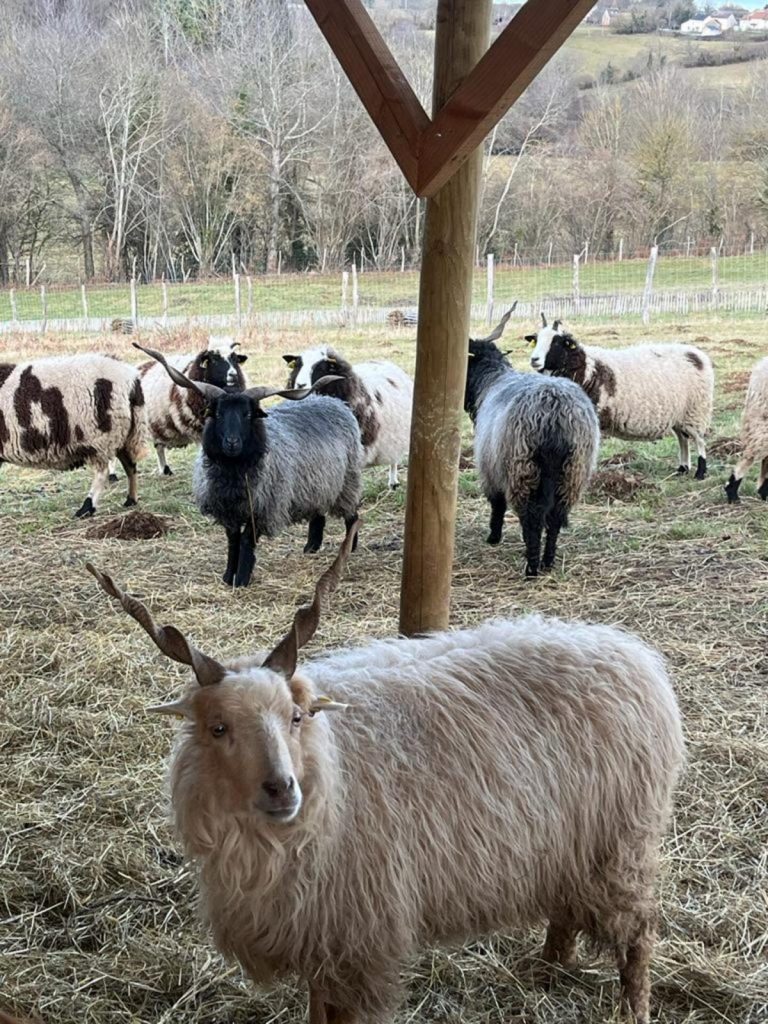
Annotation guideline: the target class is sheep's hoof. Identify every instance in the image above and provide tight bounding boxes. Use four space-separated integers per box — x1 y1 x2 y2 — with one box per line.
223 571 235 586
123 497 138 509
108 473 119 483
758 481 768 500
389 482 399 490
303 542 321 554
694 456 707 480
676 465 689 475
486 533 502 545
525 565 539 579
75 498 96 519
725 491 740 505
162 466 173 477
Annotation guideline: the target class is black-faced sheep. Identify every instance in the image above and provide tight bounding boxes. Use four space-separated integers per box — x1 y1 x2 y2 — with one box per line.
466 311 599 577
134 344 362 588
138 335 248 476
87 530 685 1024
526 315 714 478
0 354 145 517
725 355 768 503
283 346 412 489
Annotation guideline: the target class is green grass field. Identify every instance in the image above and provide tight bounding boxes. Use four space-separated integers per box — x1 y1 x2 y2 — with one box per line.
2 249 767 324
1 316 766 1024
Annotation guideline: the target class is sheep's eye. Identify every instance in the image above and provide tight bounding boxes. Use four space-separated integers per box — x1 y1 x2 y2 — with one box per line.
291 711 303 727
210 723 227 738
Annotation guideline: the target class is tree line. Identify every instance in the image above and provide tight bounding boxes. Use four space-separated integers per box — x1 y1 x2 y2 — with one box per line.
1 0 767 284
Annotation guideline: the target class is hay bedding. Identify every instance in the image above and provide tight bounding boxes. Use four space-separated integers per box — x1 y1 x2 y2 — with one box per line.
1 328 767 1024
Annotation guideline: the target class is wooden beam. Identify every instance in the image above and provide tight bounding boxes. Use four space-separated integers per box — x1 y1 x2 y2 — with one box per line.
303 0 429 191
417 0 597 196
399 0 491 636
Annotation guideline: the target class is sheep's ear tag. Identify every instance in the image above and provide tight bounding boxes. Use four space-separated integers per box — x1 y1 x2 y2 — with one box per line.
200 357 208 368
289 359 296 368
566 338 576 350
326 357 337 365
524 335 536 344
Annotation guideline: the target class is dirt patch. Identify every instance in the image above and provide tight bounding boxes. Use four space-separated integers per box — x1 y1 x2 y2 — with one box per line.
693 335 712 345
707 436 742 459
459 445 474 470
589 469 651 503
84 510 172 540
722 371 750 395
599 449 638 468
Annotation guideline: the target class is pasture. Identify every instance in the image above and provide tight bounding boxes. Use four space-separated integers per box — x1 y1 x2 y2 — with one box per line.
1 317 766 1024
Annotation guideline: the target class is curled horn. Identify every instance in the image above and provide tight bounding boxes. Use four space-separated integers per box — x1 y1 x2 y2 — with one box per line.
263 521 358 680
478 301 517 344
243 374 343 404
133 342 224 402
553 319 562 332
541 311 547 328
86 563 226 687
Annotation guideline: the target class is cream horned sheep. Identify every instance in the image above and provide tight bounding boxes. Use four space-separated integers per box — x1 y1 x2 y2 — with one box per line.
0 354 145 517
724 355 768 503
527 315 714 478
283 346 412 489
466 309 599 576
138 335 248 476
88 531 685 1024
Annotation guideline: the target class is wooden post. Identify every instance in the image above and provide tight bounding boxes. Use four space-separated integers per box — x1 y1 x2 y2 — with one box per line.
572 254 580 304
130 277 138 326
81 284 88 319
341 270 349 315
10 287 17 322
40 285 47 332
642 244 658 326
547 240 553 267
25 255 31 287
750 231 755 256
618 238 624 262
246 275 253 318
234 272 242 324
400 0 491 636
711 246 719 306
401 245 406 272
351 258 359 321
162 279 169 325
486 252 494 323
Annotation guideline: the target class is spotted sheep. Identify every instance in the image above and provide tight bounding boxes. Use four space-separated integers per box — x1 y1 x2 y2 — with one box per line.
466 309 600 577
138 335 248 475
135 343 362 588
724 355 768 503
527 315 714 478
0 354 146 517
284 346 413 489
88 528 685 1024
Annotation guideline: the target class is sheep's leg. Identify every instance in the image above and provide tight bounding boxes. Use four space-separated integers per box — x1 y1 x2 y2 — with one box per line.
108 459 120 483
725 453 753 503
757 457 768 499
487 492 506 544
75 463 110 518
155 443 173 476
116 448 138 508
223 528 242 586
344 513 359 552
520 504 544 578
304 514 326 554
234 526 258 588
673 428 690 474
692 432 707 480
308 986 358 1024
542 909 579 967
618 924 654 1024
542 501 568 571
388 463 399 489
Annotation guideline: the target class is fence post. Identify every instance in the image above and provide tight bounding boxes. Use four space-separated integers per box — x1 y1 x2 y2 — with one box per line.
642 244 658 326
618 238 624 262
750 231 755 256
246 275 253 319
583 240 589 264
486 253 494 324
547 241 553 267
321 247 328 273
686 237 691 258
234 272 242 325
710 246 719 307
130 276 138 326
351 258 359 322
80 283 88 320
401 245 406 272
9 287 17 323
25 256 31 287
40 285 47 332
162 278 169 325
572 254 580 305
341 270 349 316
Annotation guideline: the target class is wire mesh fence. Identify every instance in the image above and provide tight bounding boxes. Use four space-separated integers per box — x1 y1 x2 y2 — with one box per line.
2 243 767 333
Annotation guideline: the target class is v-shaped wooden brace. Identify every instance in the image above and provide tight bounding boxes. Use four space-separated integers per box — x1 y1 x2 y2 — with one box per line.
304 0 596 198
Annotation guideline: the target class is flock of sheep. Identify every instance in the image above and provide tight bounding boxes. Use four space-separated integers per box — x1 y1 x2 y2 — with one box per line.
1 312 766 1024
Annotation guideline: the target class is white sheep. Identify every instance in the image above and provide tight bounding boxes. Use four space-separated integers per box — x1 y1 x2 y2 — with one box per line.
138 335 248 475
88 532 685 1024
0 354 146 517
527 316 714 478
283 346 412 488
724 355 768 502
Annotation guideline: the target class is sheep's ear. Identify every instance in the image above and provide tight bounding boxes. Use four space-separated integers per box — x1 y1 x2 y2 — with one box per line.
147 698 193 718
565 337 577 350
524 334 536 344
282 354 298 365
553 319 562 331
308 696 349 715
236 354 248 364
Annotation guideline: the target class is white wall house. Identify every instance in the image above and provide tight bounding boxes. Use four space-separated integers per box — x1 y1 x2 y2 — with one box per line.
740 10 768 30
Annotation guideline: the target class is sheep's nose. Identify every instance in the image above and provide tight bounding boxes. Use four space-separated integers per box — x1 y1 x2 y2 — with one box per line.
531 357 541 369
262 775 295 798
224 436 241 453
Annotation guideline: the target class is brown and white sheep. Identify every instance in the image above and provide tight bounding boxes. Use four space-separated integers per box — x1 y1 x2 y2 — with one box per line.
88 532 684 1024
283 346 412 489
0 354 146 517
138 335 248 475
724 355 768 503
527 316 714 478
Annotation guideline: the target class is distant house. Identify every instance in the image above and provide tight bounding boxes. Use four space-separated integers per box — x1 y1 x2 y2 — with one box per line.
709 12 739 29
680 15 725 35
680 16 708 33
739 9 768 30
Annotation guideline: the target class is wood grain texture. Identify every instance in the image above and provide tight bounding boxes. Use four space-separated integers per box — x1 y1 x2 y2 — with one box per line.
399 0 491 636
303 0 429 190
418 0 597 195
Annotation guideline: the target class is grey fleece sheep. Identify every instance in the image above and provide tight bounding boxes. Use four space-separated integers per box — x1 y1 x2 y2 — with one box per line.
466 313 599 577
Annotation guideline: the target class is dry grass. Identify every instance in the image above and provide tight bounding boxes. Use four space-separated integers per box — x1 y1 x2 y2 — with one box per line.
1 317 766 1024
84 510 173 541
